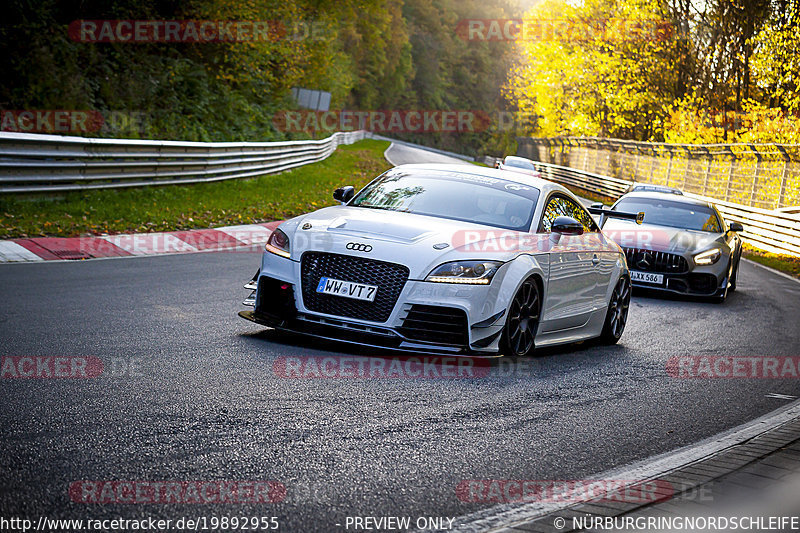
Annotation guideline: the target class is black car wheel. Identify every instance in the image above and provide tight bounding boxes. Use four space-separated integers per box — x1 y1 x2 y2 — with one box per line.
500 277 541 357
599 276 631 344
729 247 741 292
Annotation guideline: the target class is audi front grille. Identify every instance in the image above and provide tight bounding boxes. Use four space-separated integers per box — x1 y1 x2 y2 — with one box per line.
300 252 409 322
623 248 689 274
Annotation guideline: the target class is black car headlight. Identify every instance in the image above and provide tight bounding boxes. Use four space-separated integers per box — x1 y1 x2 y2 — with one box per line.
693 248 721 266
265 228 291 258
426 261 503 285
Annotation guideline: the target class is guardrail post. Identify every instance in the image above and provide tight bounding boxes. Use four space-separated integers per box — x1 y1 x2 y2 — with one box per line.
587 138 598 174
581 141 589 171
724 146 736 201
776 145 790 209
680 147 690 190
748 144 762 207
701 147 712 195
665 147 674 187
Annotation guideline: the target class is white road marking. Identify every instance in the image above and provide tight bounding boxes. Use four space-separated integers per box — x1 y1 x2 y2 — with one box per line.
215 224 273 245
766 393 798 401
448 398 800 533
742 257 800 285
101 233 199 255
0 241 44 262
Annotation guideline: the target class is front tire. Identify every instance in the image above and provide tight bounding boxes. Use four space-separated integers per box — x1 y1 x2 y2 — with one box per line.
729 248 741 292
598 276 631 344
500 277 541 357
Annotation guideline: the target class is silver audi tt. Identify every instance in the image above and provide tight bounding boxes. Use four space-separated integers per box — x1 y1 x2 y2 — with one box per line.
240 164 643 356
599 190 743 302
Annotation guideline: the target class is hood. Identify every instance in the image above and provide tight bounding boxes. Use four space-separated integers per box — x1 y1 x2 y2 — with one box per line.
602 219 725 254
278 206 537 278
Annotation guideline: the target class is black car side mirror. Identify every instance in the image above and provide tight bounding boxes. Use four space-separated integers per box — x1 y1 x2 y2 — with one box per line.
333 186 355 204
551 216 584 236
728 222 744 233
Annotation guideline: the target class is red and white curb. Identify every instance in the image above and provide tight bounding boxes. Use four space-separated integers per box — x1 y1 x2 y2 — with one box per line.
0 222 281 263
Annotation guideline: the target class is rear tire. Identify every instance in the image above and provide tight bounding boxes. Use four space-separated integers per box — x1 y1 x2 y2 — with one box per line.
500 278 541 357
598 277 631 344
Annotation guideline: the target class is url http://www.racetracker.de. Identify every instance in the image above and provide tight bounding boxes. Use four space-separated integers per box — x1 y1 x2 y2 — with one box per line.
0 516 281 532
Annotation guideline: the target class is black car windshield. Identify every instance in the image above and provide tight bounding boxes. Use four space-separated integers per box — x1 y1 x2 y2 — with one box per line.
614 197 722 232
351 170 540 231
504 158 536 170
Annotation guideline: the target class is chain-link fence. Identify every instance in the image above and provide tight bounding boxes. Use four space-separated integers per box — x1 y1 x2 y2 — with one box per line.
517 137 800 211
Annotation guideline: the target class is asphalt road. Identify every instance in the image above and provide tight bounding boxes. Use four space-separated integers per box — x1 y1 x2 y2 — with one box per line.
1 144 799 532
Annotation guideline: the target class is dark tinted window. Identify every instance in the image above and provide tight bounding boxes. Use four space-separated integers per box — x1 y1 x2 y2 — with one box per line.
614 197 722 232
351 170 540 231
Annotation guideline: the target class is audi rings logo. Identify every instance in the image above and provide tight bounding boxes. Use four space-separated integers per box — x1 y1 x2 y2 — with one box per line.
346 242 372 252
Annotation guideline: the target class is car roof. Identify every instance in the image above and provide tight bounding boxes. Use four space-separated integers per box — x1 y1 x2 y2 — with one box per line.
503 155 534 163
617 190 715 209
389 163 568 196
629 184 683 195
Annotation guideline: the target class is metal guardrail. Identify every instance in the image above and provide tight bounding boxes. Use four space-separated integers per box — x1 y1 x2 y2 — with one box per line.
0 130 369 193
528 159 800 257
518 136 800 211
370 134 475 162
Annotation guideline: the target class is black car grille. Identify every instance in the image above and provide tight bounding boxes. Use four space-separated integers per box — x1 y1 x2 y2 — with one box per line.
688 273 718 294
623 248 689 274
398 305 469 346
300 252 409 323
255 276 297 321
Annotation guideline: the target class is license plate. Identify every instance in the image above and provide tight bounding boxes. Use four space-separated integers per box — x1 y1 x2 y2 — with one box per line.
630 271 664 285
316 277 378 302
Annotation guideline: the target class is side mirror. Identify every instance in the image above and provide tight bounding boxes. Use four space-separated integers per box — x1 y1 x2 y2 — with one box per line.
729 222 744 233
590 202 604 209
551 216 584 236
333 186 355 204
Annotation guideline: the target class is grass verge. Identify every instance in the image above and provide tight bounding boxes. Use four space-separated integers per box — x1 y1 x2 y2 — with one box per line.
741 243 800 280
0 139 391 238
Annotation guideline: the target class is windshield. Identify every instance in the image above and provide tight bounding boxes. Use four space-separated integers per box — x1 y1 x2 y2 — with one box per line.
351 170 540 231
614 197 722 233
504 158 536 170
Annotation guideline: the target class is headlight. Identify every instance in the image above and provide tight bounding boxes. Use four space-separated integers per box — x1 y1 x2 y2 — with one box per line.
426 261 503 285
694 248 721 266
265 228 290 258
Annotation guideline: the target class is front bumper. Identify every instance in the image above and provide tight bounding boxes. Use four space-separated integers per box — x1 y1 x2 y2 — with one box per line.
629 272 728 297
622 247 729 297
241 254 512 355
238 309 496 356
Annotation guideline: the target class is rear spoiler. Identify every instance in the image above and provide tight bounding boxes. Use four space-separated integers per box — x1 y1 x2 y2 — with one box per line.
587 206 645 225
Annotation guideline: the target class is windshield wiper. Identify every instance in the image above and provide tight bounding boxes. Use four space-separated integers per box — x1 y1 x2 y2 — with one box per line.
353 204 393 211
